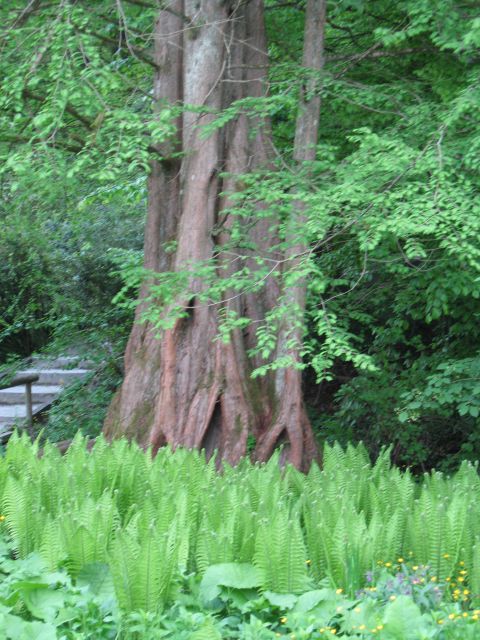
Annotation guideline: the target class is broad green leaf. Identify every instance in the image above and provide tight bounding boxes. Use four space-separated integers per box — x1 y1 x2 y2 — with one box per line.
200 563 261 602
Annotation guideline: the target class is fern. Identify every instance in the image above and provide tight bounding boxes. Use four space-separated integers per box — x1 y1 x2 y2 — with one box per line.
254 506 308 593
1 436 480 610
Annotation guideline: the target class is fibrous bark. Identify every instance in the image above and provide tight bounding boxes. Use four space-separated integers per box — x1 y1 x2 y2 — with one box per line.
104 0 325 470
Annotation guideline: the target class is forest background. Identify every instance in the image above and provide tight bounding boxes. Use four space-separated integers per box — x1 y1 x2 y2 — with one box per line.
0 0 480 472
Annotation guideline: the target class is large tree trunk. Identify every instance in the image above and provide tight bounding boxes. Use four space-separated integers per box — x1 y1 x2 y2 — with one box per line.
104 0 325 470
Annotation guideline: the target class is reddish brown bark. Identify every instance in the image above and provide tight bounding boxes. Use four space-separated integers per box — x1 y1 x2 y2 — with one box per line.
104 0 325 470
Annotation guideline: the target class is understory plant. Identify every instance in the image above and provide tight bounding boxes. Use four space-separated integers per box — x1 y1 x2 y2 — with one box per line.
1 435 480 617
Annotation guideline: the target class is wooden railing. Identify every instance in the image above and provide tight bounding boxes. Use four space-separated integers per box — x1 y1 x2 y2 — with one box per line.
0 373 39 436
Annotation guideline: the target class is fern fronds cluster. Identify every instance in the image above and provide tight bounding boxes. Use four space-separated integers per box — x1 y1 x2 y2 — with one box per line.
1 433 480 612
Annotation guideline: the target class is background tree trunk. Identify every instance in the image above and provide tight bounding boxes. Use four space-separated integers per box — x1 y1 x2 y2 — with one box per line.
104 0 325 470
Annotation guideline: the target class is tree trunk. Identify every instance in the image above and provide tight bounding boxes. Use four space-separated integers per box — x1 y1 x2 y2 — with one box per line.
104 0 325 470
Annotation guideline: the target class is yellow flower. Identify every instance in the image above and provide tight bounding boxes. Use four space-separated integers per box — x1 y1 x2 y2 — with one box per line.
336 588 343 595
385 562 392 568
397 557 404 563
437 619 444 625
448 614 456 620
305 559 311 565
458 577 465 583
443 553 450 559
354 607 362 613
359 625 366 631
412 566 419 571
464 589 470 595
280 617 287 624
389 595 396 601
330 631 337 635
0 515 5 522
376 625 384 631
459 561 465 566
472 614 478 621
431 576 437 582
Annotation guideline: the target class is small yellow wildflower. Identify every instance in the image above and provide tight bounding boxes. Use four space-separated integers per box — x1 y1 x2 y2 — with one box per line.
412 566 419 571
280 617 287 624
354 607 362 613
431 576 437 582
335 588 343 595
443 553 450 559
0 515 5 522
389 595 396 601
385 562 392 568
397 557 404 563
448 614 456 620
330 630 337 635
464 589 470 595
458 577 465 583
459 561 465 566
305 559 311 565
358 625 366 631
437 619 444 625
463 612 469 618
473 615 479 621
376 625 384 631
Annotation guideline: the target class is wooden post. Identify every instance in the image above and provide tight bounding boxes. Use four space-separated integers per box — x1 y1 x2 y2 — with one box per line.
25 382 34 438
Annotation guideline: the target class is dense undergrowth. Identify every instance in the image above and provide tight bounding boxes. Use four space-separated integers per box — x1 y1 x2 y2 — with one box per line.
1 435 480 637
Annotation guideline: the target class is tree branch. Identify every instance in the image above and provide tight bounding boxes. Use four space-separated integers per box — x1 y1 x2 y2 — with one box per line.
72 22 159 69
327 47 433 64
22 88 94 129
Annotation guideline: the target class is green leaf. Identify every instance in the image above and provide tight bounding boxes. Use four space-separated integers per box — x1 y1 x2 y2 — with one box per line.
200 563 261 603
77 562 115 602
20 586 65 623
382 596 429 639
292 589 334 613
263 591 297 609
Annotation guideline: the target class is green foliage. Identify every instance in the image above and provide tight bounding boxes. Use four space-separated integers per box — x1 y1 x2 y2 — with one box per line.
0 167 143 361
1 0 480 473
0 436 480 618
43 357 124 443
0 441 480 637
